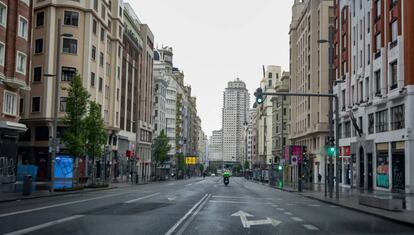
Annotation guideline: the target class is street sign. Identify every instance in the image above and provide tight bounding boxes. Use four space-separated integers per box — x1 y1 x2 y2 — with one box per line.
291 156 298 165
232 211 281 228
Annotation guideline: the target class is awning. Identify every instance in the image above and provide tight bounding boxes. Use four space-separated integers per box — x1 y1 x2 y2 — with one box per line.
0 121 27 132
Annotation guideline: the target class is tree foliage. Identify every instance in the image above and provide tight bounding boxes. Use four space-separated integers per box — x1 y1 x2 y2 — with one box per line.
62 74 90 158
153 130 171 166
85 101 107 160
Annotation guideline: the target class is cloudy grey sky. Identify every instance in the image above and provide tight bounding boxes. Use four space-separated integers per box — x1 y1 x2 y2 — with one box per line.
126 0 292 136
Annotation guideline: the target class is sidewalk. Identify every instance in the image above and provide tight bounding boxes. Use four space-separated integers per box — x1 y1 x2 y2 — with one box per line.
0 181 133 203
250 179 414 227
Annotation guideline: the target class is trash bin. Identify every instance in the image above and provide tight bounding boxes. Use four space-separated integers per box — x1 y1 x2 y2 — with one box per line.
23 175 32 196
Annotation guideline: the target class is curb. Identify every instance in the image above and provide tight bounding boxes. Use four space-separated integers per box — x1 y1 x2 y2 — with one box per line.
302 194 414 228
0 185 119 203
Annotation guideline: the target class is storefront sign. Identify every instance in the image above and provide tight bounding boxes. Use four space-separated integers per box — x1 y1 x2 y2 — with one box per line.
291 145 303 163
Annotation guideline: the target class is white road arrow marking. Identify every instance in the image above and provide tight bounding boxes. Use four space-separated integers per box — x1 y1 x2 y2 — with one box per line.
168 196 176 201
231 211 282 228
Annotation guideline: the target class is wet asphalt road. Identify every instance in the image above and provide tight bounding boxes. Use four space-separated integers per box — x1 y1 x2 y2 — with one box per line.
0 177 413 235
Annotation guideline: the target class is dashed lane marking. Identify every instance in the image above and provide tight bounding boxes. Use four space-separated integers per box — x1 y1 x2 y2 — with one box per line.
303 224 319 231
209 200 273 205
124 193 160 204
276 208 285 211
291 217 304 222
308 204 320 207
185 183 193 186
284 212 293 216
330 205 338 208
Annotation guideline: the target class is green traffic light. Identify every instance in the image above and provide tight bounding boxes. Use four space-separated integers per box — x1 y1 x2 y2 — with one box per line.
257 98 263 104
327 146 336 156
277 165 283 171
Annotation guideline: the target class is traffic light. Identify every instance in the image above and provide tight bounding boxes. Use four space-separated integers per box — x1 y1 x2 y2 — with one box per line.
254 88 264 104
327 137 336 157
277 165 283 171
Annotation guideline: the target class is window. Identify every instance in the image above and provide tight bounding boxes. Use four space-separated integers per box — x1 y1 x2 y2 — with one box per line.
341 89 346 110
64 11 79 26
375 33 381 52
92 19 97 34
376 0 381 19
0 3 6 27
268 73 272 78
93 0 98 11
391 105 404 130
344 121 351 138
367 12 371 33
3 92 17 116
91 46 96 60
391 20 398 44
99 77 103 91
61 67 76 81
365 77 370 99
36 12 44 27
90 72 95 87
35 39 43 54
368 113 374 134
99 52 104 67
100 27 105 41
0 42 4 65
16 52 27 74
268 80 272 88
63 38 77 54
101 4 106 20
375 70 381 95
376 109 388 133
31 97 41 113
338 123 343 139
19 98 24 114
359 81 363 102
390 61 398 90
59 97 67 112
367 44 371 64
33 67 42 82
18 16 28 39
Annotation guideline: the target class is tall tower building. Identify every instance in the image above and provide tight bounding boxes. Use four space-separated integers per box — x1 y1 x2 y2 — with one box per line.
222 78 250 165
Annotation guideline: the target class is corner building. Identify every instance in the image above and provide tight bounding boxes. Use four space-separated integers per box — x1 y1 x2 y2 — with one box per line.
334 0 414 193
18 0 123 181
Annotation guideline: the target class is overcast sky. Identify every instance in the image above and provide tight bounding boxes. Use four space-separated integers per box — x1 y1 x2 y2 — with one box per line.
127 0 293 137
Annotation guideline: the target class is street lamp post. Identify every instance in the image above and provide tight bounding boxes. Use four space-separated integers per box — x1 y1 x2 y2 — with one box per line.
318 25 343 200
44 19 73 192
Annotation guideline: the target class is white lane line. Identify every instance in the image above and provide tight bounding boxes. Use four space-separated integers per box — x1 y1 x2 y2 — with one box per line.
165 194 209 235
303 224 320 231
308 204 320 207
4 215 85 235
212 196 250 199
271 204 279 207
167 183 175 186
209 200 273 205
286 203 296 206
330 205 338 208
284 212 293 216
291 217 304 222
124 193 160 204
185 183 193 186
0 192 129 218
276 208 285 211
176 194 211 235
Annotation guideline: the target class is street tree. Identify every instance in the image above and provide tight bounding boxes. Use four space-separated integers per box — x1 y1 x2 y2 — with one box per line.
62 74 90 167
85 101 107 185
153 130 171 179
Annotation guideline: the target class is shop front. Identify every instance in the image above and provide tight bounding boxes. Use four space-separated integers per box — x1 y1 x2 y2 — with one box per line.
391 141 405 193
376 143 390 190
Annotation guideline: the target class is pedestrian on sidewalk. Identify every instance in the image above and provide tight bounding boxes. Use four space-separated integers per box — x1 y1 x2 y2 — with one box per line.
318 173 322 184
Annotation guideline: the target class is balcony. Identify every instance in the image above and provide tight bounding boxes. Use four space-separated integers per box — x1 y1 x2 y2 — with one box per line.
2 77 30 91
390 40 398 49
374 51 381 59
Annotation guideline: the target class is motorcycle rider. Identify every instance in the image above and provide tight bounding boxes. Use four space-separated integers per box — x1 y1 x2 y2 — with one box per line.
223 170 231 185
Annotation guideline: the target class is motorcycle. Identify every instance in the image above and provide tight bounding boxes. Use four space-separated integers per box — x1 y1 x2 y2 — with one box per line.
223 176 229 186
